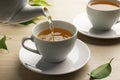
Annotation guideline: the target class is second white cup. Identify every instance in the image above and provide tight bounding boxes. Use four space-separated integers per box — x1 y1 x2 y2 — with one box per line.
87 0 120 31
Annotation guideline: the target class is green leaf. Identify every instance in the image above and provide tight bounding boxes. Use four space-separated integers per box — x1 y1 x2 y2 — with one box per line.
20 20 36 25
37 0 51 6
0 36 8 50
30 0 51 6
89 58 114 79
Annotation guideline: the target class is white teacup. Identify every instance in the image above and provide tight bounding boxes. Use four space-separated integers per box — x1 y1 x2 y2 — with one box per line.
87 0 120 31
22 20 77 63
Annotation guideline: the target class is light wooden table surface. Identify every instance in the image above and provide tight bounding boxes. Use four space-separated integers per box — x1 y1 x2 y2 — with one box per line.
0 0 120 80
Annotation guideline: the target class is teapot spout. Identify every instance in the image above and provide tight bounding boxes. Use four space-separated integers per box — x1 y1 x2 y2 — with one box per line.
9 5 47 23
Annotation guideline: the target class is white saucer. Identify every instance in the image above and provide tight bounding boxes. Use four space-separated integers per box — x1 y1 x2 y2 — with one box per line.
19 39 90 75
73 13 120 39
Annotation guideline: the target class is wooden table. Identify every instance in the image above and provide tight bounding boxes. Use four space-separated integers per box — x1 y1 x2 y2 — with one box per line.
0 0 120 80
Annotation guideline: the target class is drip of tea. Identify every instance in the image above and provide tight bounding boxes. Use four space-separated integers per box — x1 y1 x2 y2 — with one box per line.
44 8 54 40
42 8 73 41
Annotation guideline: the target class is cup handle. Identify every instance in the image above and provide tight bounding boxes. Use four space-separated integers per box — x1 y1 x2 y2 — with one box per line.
22 36 39 54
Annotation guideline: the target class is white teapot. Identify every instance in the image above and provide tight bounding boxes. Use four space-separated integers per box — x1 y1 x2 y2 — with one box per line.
0 0 47 23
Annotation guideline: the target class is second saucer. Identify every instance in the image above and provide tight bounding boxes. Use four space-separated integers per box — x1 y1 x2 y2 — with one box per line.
73 13 120 39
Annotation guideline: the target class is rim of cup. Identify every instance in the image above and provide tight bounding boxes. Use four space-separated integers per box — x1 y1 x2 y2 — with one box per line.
87 0 120 11
32 20 78 42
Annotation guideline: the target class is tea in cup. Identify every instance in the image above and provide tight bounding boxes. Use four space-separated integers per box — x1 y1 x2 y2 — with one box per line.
38 27 73 41
87 0 120 31
22 20 77 63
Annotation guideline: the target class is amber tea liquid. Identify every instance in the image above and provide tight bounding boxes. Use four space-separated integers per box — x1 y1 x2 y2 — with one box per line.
89 1 120 11
38 28 73 41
